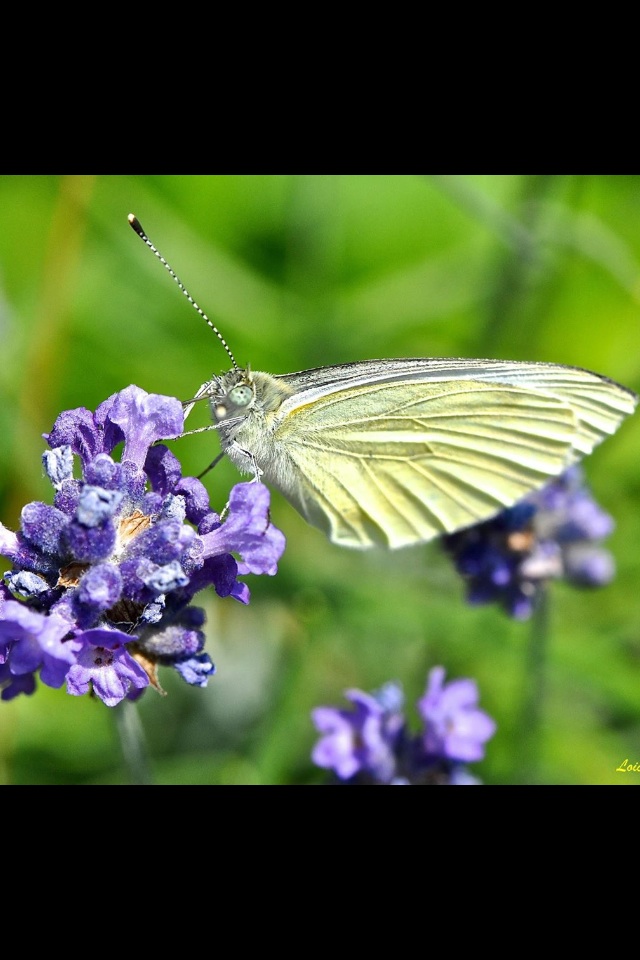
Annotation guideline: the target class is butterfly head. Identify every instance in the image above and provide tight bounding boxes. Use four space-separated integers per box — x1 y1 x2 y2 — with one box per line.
210 368 256 425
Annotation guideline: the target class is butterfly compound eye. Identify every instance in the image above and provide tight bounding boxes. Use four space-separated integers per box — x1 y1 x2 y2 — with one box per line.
228 384 253 408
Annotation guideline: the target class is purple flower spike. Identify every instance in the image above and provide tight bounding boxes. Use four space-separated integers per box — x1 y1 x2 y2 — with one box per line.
1 385 286 707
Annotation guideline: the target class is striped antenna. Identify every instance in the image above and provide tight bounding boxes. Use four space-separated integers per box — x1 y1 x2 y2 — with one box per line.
128 214 238 370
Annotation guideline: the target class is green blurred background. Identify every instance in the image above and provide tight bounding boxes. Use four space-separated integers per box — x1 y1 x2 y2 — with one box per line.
0 175 638 785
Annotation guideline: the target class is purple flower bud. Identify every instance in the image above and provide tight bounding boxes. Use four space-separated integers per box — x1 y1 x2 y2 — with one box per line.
75 486 124 527
175 477 212 525
144 444 183 496
42 446 74 488
0 523 19 560
138 559 189 594
64 517 117 563
44 407 105 465
20 502 69 555
77 563 123 611
4 571 50 599
173 654 216 687
84 454 123 490
564 543 615 586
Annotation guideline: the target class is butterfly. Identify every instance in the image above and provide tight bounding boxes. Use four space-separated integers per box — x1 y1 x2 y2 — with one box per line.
129 215 638 550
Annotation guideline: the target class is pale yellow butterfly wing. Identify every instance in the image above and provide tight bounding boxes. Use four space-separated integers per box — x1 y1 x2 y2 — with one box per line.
258 361 636 549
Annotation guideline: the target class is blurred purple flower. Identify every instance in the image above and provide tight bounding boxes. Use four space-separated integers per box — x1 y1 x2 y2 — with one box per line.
417 666 497 763
442 467 616 619
311 671 496 784
311 685 403 782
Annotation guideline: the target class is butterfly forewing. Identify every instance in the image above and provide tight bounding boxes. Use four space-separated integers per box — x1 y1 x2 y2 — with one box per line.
262 360 637 549
278 358 636 453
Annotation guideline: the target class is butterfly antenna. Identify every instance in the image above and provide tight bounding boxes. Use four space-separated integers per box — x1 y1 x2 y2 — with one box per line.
128 214 239 371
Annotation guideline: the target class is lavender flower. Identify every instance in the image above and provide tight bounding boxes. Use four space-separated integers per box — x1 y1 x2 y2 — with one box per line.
311 683 404 783
442 467 615 619
311 669 495 784
0 386 285 707
417 666 497 763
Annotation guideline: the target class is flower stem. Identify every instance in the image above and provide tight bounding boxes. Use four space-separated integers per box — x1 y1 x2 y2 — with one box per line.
113 700 154 785
514 586 549 783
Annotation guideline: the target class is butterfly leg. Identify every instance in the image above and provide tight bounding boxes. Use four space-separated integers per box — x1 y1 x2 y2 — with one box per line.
196 451 227 480
228 441 264 482
196 446 262 483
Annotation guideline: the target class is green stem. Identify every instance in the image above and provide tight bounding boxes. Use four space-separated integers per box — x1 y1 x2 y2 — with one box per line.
113 700 153 785
514 586 550 783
